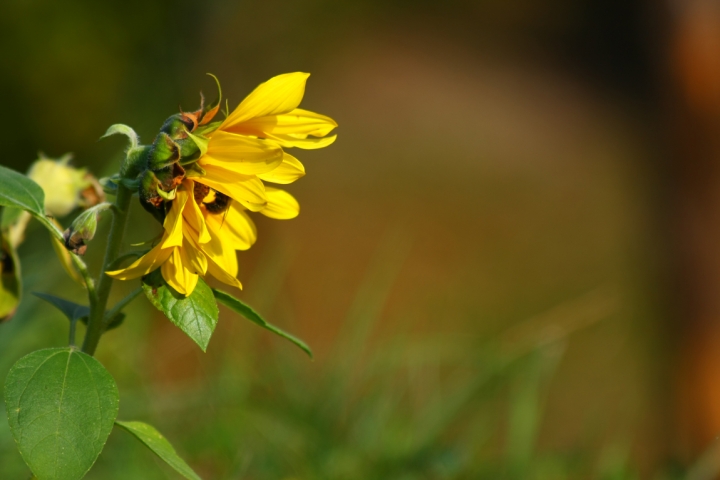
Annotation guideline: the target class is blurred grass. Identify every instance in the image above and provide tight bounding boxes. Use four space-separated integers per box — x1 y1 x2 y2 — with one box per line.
0 223 696 479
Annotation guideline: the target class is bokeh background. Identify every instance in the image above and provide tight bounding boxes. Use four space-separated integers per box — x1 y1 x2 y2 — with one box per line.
3 0 720 478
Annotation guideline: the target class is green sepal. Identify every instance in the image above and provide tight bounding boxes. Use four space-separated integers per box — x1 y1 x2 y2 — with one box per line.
212 288 313 358
160 114 193 139
194 120 222 137
120 177 141 190
4 347 119 480
138 170 166 225
185 129 209 157
142 270 219 352
115 421 201 480
156 184 177 200
33 292 89 324
176 137 201 163
100 176 120 196
123 145 151 179
148 132 180 171
184 162 206 178
101 123 139 150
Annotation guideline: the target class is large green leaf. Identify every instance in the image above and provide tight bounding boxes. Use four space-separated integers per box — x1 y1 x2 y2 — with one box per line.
0 165 45 217
4 347 119 480
212 288 313 358
142 272 219 351
115 421 201 480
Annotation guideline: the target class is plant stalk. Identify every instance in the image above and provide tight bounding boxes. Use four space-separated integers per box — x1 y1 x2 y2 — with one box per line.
82 184 133 355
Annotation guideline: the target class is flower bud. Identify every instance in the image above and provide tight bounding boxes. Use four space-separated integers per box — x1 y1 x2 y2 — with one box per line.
62 203 112 255
27 154 89 217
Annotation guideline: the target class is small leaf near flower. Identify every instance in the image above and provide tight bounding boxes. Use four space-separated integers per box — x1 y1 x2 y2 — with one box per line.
212 288 313 358
115 421 201 480
142 271 219 352
33 292 89 324
101 124 139 150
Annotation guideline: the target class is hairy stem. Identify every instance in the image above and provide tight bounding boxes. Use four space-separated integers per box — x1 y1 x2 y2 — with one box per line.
70 254 96 302
82 184 133 355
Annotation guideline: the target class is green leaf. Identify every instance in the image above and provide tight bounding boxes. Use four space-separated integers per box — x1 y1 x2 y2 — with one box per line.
142 272 218 352
4 347 119 480
1 206 24 229
212 288 313 358
33 292 89 323
0 165 45 217
101 124 139 150
115 421 201 480
106 312 125 330
0 233 21 321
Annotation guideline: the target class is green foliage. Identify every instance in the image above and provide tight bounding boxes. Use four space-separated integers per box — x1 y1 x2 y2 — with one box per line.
1 206 23 229
4 347 119 480
115 421 201 480
213 288 313 358
101 124 139 150
0 165 45 217
142 272 219 352
33 293 90 323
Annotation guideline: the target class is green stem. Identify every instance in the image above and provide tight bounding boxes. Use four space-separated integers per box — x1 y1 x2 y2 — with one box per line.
82 184 133 355
70 254 96 301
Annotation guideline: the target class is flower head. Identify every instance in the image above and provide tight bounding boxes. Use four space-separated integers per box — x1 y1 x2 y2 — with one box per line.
110 72 336 296
107 180 241 295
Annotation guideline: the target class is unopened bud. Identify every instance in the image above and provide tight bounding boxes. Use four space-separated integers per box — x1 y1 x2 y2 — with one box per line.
27 153 90 217
63 203 112 255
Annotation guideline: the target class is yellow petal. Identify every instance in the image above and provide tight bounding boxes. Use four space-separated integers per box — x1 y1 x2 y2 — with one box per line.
257 152 305 185
226 108 337 137
161 186 189 248
181 180 211 244
203 131 284 175
261 187 300 220
106 243 172 280
204 203 257 251
221 72 310 128
200 165 267 212
206 255 242 290
193 223 238 277
265 133 337 150
161 248 198 296
181 231 208 275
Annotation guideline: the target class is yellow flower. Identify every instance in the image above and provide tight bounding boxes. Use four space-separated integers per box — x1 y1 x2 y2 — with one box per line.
108 73 335 296
107 180 241 295
194 72 337 214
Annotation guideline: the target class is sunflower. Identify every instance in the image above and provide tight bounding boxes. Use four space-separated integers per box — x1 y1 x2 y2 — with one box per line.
109 73 336 296
107 179 241 295
190 72 337 216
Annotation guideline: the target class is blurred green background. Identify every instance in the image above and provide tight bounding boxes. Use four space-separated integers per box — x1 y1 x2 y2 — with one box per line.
2 0 718 478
